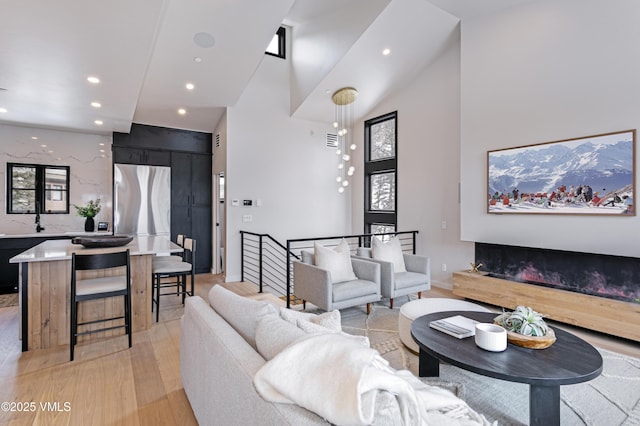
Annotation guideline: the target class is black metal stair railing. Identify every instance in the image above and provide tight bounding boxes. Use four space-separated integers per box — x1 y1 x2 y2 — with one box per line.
240 230 419 308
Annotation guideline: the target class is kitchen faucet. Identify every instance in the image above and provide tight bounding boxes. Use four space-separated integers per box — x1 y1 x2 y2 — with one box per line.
35 201 45 233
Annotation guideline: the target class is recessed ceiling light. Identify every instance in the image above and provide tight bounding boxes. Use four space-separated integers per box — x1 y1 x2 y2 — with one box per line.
186 83 195 91
194 57 203 63
32 136 38 140
91 101 102 108
382 48 391 56
0 108 7 113
178 108 187 115
87 76 100 84
99 142 105 146
94 120 103 125
99 149 105 153
48 150 53 154
41 144 47 148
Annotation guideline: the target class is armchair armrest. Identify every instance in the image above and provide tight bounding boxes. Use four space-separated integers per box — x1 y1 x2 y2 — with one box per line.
350 257 381 285
403 253 430 276
292 261 332 311
352 255 393 295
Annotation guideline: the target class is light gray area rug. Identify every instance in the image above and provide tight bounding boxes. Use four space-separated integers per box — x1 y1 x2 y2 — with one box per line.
331 300 640 426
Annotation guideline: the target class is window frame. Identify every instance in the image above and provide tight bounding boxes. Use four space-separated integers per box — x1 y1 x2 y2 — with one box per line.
364 111 398 234
6 162 70 214
265 26 286 59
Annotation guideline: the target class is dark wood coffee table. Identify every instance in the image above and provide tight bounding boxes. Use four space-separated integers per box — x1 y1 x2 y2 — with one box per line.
411 311 603 426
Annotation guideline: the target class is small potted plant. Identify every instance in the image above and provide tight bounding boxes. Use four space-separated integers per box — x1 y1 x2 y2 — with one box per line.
74 198 101 232
494 305 556 349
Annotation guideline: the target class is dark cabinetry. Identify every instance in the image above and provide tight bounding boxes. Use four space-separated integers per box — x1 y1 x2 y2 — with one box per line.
113 124 213 274
112 146 171 166
171 152 212 273
0 236 71 293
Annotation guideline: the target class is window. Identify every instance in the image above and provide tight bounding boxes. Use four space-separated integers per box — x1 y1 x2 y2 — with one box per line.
7 163 70 214
364 112 397 234
265 26 286 59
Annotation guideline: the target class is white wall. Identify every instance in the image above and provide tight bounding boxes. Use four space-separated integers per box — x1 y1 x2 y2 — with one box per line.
225 54 351 282
460 0 640 257
351 33 473 288
0 124 112 234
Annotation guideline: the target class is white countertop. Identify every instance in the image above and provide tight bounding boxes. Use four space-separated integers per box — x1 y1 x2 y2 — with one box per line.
0 231 112 239
9 235 183 263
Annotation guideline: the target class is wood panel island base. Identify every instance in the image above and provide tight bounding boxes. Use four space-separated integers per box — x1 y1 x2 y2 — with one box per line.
10 237 182 351
452 271 640 342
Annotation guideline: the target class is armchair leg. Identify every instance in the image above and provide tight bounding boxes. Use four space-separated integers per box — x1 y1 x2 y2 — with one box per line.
302 300 306 310
366 303 371 315
389 298 394 310
418 292 422 299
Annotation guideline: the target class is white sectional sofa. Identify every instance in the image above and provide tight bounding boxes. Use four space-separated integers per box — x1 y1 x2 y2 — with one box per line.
180 285 489 426
180 293 327 425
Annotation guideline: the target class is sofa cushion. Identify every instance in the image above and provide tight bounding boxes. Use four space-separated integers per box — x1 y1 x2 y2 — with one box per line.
371 236 407 273
208 285 278 350
255 314 306 360
279 307 342 332
314 240 357 283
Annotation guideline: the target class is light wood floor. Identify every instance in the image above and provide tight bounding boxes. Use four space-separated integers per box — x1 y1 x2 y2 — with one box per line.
0 274 638 425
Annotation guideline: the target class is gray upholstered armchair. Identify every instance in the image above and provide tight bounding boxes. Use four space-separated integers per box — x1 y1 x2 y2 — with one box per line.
355 247 430 309
293 249 381 314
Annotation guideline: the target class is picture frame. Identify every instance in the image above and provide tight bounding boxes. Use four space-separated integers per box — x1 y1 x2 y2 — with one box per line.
487 129 635 215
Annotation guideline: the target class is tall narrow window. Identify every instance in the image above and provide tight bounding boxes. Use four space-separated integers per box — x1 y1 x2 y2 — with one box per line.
364 112 397 235
265 26 286 59
7 163 70 214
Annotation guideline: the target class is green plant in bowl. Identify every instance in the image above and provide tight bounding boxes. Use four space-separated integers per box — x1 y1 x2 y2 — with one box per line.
494 305 549 337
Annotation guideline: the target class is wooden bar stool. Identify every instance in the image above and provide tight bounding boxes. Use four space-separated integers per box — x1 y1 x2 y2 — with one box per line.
70 249 132 361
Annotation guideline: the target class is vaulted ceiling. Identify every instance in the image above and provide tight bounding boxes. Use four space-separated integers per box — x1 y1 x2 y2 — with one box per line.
0 0 529 135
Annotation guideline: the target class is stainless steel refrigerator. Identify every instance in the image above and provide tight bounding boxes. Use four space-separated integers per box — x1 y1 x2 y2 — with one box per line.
113 163 171 237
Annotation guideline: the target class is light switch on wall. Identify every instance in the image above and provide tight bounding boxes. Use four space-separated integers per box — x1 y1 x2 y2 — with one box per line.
242 214 252 222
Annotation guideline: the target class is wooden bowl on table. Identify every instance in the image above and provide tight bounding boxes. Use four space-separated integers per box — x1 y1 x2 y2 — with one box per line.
501 327 556 349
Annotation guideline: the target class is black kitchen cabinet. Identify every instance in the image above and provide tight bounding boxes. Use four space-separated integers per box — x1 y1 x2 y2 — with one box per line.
171 152 212 273
0 236 72 293
112 146 171 166
113 124 213 274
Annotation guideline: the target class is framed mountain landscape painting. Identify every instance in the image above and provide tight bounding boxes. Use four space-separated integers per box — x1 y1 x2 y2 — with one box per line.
488 129 635 215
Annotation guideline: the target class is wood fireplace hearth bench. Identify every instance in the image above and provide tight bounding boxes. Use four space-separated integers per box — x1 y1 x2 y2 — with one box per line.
452 271 640 342
9 236 183 351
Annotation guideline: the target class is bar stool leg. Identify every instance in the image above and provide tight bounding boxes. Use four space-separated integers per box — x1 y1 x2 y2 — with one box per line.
155 273 160 323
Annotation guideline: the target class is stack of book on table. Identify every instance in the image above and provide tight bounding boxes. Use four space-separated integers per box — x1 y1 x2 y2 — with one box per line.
429 315 479 339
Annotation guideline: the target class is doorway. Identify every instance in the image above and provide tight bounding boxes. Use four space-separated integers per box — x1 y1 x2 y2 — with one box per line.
214 172 225 274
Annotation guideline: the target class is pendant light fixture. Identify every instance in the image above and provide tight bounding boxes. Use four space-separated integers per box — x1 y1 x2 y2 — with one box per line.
331 87 358 193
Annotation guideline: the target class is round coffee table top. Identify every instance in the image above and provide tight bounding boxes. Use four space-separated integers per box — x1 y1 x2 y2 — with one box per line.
411 311 603 386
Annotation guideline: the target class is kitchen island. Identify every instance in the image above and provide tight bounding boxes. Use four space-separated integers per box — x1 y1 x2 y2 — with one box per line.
10 236 182 351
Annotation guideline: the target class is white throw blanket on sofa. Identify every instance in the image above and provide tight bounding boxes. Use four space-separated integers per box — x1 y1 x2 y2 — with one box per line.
253 333 492 426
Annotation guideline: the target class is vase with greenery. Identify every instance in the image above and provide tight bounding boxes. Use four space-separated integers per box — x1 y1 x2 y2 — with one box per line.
74 199 101 232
